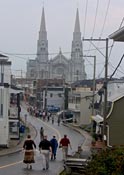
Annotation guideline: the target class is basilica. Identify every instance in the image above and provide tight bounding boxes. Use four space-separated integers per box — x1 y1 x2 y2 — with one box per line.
26 8 87 84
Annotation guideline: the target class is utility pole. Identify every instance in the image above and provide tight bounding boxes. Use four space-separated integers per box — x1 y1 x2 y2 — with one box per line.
83 55 96 115
83 38 109 143
83 55 96 135
62 74 65 120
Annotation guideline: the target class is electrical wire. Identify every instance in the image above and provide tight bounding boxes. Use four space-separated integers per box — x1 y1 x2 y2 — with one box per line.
109 54 124 80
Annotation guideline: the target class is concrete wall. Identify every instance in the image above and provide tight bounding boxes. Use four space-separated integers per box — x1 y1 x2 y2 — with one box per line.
80 91 93 125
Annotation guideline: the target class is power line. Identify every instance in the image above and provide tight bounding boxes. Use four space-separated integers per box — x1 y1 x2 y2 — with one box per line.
109 54 124 80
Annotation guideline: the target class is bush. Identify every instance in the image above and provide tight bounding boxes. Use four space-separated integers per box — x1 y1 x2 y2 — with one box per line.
85 147 124 175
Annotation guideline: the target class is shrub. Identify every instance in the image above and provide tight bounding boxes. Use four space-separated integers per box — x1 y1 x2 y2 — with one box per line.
85 147 124 175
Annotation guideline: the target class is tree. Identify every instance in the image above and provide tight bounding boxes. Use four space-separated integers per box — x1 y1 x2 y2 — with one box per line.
85 147 124 175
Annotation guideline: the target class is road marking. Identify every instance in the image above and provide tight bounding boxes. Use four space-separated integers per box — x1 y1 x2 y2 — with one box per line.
0 161 22 169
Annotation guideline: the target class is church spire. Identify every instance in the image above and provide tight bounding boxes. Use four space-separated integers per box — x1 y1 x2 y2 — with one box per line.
40 7 46 32
73 8 81 41
39 7 47 40
71 8 86 82
74 8 80 33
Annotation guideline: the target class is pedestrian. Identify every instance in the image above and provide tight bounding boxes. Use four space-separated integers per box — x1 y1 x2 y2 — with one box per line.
42 111 46 121
57 117 61 126
51 115 54 124
50 136 58 160
39 135 52 170
47 112 50 122
24 114 27 126
23 134 36 169
40 127 44 140
59 134 72 161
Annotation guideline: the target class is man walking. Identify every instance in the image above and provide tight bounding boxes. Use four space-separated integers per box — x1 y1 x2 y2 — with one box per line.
40 127 44 141
59 135 72 161
50 136 58 160
39 135 52 170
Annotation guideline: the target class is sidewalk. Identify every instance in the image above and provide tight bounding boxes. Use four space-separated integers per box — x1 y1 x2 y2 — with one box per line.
0 122 37 157
63 123 92 152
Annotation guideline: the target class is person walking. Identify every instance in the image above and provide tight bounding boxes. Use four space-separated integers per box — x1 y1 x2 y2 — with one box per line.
57 117 61 126
59 134 72 161
39 135 52 170
23 134 36 169
40 127 44 141
50 136 58 160
51 115 54 124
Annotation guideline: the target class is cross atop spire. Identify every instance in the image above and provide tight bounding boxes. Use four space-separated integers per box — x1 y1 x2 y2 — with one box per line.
74 8 80 33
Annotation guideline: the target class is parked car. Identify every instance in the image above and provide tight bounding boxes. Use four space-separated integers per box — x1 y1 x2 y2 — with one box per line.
47 105 60 113
57 110 73 123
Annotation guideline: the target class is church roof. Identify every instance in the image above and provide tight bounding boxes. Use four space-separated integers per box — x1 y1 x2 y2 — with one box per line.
51 49 69 64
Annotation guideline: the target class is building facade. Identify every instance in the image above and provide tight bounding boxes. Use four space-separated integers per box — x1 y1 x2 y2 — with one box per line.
0 55 11 147
26 8 86 83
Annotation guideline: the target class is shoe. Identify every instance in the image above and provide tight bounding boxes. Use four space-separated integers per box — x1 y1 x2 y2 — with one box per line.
43 168 45 170
26 164 29 169
30 165 32 169
46 167 49 170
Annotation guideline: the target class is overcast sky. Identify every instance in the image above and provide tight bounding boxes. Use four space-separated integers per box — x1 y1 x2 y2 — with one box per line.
0 0 124 79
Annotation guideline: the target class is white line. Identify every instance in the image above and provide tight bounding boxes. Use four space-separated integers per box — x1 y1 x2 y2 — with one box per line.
0 161 22 169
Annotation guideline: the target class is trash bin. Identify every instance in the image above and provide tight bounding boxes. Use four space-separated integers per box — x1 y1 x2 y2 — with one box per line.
20 125 25 133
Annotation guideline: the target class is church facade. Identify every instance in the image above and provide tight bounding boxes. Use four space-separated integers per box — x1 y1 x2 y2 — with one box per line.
26 8 87 84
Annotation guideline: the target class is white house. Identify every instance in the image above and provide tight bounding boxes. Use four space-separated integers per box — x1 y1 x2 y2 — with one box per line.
0 54 11 147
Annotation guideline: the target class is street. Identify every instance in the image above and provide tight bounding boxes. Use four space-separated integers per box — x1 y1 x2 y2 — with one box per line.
0 107 85 175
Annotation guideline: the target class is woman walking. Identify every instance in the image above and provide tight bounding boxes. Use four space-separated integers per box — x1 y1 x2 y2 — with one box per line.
23 134 36 169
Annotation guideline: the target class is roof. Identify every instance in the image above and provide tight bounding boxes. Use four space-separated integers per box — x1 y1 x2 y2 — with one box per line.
0 54 8 58
108 87 124 102
109 26 124 42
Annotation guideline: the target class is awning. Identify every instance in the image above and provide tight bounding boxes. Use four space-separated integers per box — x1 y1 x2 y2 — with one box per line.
9 88 24 94
109 26 124 42
92 115 103 123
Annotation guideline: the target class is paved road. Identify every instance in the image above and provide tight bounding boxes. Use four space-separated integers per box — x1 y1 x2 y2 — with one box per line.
0 107 85 175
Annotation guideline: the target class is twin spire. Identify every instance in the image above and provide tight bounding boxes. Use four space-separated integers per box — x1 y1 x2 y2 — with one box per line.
40 7 80 35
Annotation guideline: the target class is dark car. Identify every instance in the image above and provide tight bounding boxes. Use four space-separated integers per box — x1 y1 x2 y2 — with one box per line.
57 110 73 123
47 105 60 113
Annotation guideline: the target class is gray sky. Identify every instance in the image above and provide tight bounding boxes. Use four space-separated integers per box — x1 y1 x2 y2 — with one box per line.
0 0 124 79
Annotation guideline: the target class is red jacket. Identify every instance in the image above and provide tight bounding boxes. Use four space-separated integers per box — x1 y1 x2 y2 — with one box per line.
60 137 70 147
